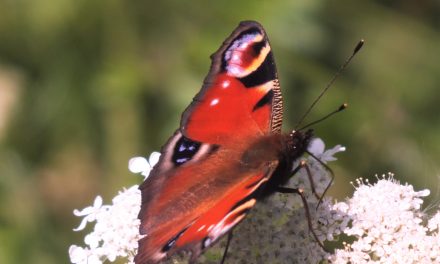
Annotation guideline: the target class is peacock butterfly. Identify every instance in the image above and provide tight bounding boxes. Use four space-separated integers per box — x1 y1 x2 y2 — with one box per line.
135 21 316 264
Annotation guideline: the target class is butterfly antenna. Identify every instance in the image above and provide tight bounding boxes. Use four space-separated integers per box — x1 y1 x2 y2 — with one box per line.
295 39 364 129
298 103 347 131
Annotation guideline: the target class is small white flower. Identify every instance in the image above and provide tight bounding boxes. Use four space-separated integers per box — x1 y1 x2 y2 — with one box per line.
128 152 161 179
69 245 87 263
84 233 100 249
73 196 107 231
308 138 345 163
69 245 102 264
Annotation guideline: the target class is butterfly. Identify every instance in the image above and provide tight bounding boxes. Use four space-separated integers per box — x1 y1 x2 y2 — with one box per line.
135 20 316 264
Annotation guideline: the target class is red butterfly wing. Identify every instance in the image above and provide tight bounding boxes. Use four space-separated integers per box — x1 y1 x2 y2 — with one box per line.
181 20 283 144
135 21 283 264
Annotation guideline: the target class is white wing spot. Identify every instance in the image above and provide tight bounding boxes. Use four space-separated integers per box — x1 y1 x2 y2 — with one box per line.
210 98 219 106
197 225 206 232
221 80 230 88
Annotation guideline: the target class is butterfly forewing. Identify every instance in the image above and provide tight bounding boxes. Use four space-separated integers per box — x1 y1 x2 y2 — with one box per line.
135 21 285 264
181 21 283 143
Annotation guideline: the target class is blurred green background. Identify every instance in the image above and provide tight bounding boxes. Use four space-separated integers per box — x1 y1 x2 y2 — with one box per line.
0 0 439 263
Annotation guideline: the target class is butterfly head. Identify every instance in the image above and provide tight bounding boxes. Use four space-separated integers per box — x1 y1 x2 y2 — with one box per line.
286 129 314 160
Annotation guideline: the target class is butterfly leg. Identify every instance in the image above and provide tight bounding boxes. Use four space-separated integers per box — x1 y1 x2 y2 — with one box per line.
290 160 321 202
305 151 336 208
301 161 321 201
219 231 233 264
276 186 324 249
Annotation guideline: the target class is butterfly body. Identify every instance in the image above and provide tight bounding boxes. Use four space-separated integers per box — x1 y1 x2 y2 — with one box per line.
135 21 313 264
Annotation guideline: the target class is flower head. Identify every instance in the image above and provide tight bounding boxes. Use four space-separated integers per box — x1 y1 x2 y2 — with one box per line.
329 174 437 263
69 186 142 264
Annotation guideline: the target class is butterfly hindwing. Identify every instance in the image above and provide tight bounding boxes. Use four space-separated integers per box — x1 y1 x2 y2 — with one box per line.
135 21 284 264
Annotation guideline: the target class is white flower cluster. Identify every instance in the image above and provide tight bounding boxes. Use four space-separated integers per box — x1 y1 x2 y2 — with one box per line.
68 140 440 264
328 174 438 264
68 153 160 264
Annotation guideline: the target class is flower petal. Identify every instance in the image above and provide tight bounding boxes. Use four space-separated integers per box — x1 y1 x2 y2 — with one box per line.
148 152 161 167
128 157 149 173
308 138 325 155
73 216 90 231
69 245 87 263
